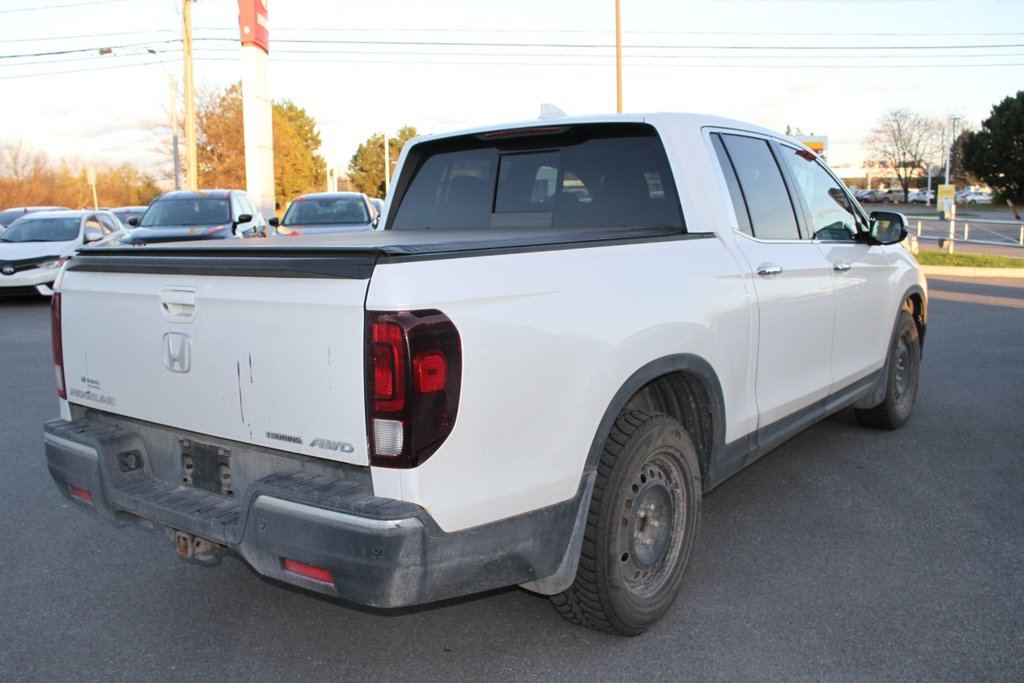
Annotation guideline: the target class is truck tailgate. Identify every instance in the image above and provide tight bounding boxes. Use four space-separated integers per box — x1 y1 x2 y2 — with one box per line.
57 255 372 466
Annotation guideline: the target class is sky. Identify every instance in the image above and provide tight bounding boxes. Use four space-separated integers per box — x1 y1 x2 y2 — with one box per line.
2 0 1022 185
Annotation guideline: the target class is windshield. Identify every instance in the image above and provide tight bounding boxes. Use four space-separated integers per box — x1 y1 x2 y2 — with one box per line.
282 197 370 226
0 217 80 243
139 198 231 227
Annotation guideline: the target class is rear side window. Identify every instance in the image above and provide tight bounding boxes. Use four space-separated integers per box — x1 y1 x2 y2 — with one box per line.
717 134 800 240
390 124 683 231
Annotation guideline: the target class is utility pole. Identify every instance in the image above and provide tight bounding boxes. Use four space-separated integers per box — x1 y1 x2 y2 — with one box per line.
183 0 198 190
615 0 623 113
383 133 391 193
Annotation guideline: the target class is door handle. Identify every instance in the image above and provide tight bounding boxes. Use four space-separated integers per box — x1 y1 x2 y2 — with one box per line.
161 287 198 322
832 262 852 272
756 264 783 279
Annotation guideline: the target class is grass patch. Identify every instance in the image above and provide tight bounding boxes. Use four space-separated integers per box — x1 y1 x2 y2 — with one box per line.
916 251 1024 268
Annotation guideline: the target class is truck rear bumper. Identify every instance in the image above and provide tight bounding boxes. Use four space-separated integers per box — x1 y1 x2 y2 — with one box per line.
43 416 582 608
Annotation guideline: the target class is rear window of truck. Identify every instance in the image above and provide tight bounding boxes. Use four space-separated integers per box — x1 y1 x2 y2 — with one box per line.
389 123 684 232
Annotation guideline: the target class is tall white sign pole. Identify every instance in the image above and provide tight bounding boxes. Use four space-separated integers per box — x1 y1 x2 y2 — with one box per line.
239 0 275 220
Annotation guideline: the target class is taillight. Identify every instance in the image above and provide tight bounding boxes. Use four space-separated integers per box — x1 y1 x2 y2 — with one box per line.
51 292 66 399
366 310 462 469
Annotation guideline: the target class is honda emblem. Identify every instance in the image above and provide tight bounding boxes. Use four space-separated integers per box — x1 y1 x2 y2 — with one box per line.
163 332 192 373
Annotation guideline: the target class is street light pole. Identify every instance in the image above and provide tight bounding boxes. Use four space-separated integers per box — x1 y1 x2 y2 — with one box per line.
182 0 198 190
148 49 181 191
944 114 961 186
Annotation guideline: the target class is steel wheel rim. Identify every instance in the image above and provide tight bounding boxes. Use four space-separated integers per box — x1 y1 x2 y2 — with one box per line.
894 337 912 404
616 452 687 597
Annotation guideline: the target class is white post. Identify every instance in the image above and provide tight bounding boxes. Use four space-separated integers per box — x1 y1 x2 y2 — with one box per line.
239 1 274 219
963 223 969 241
917 220 922 237
947 219 955 254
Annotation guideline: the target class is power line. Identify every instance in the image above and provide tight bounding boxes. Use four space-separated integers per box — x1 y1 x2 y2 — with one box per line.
190 36 1024 51
193 25 1024 38
9 26 1024 44
10 36 1024 63
1 29 176 43
0 40 179 60
0 0 134 14
4 53 1022 80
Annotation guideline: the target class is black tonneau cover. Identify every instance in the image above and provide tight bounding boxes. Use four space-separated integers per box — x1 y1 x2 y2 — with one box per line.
68 226 698 278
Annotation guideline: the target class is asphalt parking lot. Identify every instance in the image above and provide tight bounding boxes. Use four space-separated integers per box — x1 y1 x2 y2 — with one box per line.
1 275 1023 681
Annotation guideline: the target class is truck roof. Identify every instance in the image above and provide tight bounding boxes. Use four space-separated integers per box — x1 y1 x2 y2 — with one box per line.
408 111 789 148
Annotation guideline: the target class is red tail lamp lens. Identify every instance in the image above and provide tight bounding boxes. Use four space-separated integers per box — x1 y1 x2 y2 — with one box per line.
372 322 405 411
68 484 92 503
366 310 462 469
283 558 333 583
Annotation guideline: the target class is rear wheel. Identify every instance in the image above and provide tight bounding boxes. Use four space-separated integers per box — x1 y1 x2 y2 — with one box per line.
856 310 920 429
550 410 701 635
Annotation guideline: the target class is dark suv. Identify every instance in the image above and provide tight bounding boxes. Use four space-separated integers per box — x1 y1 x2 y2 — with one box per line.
120 190 266 245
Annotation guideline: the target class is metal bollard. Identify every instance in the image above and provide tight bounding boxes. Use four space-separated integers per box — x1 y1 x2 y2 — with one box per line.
964 223 970 241
917 220 922 237
947 219 955 254
1020 226 1023 245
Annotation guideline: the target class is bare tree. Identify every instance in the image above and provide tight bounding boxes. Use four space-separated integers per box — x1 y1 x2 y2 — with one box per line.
865 108 943 202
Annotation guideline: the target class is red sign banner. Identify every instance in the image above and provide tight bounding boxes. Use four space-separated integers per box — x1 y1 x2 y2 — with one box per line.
238 0 269 54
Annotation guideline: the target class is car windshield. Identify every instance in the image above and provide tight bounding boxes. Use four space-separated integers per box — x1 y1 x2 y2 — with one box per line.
282 197 370 226
0 217 80 242
139 198 231 227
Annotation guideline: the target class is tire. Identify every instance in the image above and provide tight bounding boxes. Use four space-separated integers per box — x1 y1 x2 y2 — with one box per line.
550 410 701 636
855 310 921 429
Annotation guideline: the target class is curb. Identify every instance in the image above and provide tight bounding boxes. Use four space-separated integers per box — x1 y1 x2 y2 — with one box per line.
919 265 1024 279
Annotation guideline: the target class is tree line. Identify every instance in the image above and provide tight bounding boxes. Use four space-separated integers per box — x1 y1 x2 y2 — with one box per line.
9 84 1019 213
864 90 1024 203
0 140 162 210
3 82 416 212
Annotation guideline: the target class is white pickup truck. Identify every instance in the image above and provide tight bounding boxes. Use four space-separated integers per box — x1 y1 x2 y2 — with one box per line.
44 113 927 635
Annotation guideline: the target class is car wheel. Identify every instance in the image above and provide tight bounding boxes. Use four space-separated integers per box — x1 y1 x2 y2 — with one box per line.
855 310 921 430
967 200 977 207
550 410 701 636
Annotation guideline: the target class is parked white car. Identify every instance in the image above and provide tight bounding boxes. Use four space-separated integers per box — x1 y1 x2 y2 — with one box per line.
0 210 124 296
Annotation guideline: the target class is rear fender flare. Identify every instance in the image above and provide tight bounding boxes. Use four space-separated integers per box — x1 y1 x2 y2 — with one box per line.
520 354 725 595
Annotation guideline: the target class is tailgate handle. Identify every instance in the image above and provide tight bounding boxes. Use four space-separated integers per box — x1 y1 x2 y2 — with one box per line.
161 288 198 321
